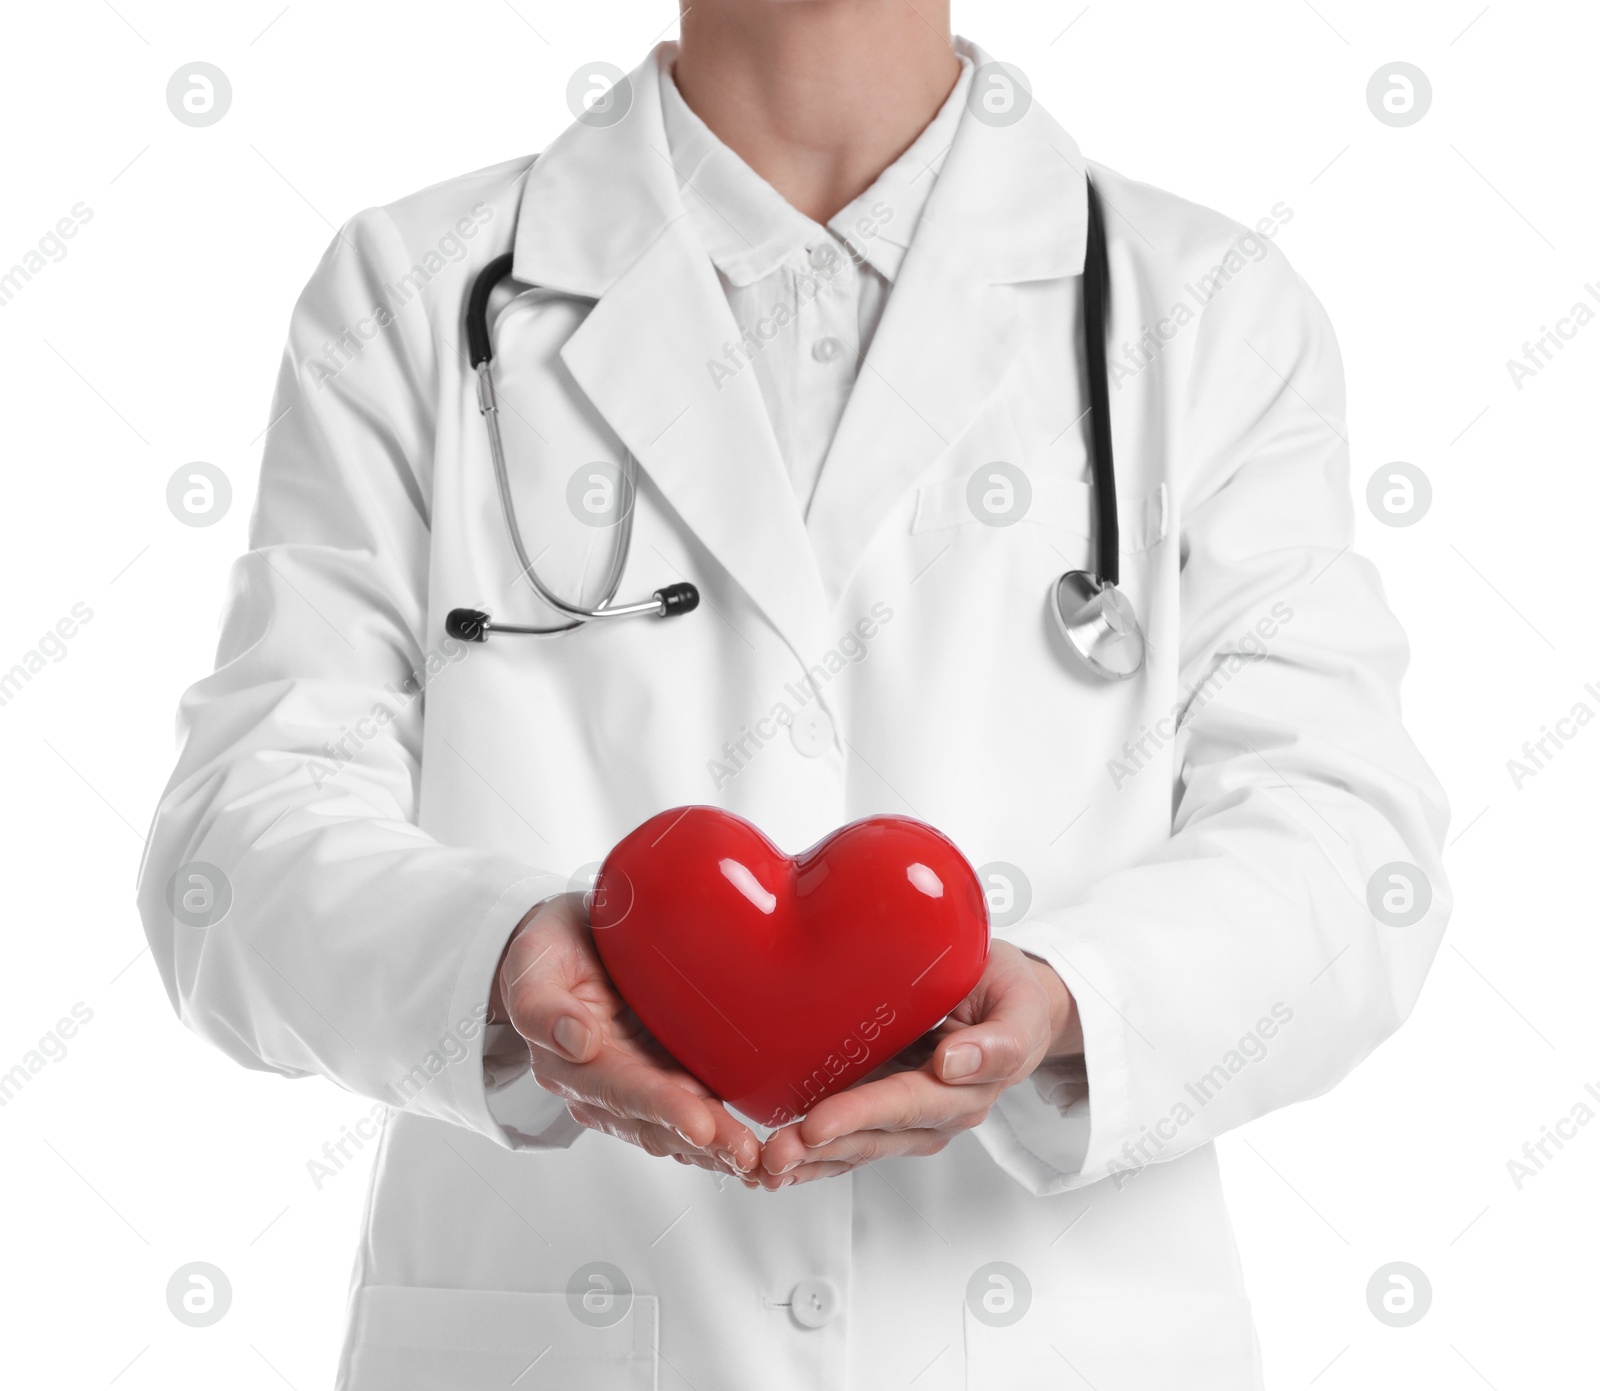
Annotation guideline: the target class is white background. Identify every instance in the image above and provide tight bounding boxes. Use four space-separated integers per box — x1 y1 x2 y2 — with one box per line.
1 1 1595 1386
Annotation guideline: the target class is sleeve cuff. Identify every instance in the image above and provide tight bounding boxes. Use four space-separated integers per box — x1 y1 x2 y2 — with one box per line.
970 920 1137 1196
444 872 585 1151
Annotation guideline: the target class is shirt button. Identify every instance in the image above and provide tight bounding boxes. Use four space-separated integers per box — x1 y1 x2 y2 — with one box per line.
789 706 835 758
789 1277 840 1329
807 243 836 271
811 337 843 363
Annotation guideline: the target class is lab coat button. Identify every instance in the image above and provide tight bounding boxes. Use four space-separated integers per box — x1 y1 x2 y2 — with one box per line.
789 1277 839 1329
789 706 834 758
812 337 843 362
807 243 837 271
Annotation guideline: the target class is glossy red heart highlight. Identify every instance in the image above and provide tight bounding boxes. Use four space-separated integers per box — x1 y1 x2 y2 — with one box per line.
589 806 990 1128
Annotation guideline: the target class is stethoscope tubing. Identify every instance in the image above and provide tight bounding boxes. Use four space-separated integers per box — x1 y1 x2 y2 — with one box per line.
1080 176 1119 588
477 360 642 629
451 176 1141 677
464 250 673 633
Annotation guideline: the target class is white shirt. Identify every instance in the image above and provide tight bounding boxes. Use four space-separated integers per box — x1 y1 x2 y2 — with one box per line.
659 55 974 515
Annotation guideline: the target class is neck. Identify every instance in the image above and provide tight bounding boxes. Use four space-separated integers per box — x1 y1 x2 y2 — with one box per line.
672 0 960 224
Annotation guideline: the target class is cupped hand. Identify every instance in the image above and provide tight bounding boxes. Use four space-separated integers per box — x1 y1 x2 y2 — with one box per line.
754 941 1081 1189
493 892 762 1184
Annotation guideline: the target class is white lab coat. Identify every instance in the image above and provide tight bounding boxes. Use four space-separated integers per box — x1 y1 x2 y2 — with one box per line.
137 38 1451 1391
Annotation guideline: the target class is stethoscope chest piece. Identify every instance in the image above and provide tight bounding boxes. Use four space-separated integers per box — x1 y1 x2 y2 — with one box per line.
1052 569 1146 680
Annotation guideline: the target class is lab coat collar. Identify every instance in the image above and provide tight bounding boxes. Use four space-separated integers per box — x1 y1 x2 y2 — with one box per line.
923 40 1091 286
512 40 1087 295
509 38 1091 639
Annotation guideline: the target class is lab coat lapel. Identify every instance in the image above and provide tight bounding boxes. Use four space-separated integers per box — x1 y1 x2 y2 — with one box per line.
510 43 832 663
804 54 1089 604
802 227 1019 606
561 226 832 660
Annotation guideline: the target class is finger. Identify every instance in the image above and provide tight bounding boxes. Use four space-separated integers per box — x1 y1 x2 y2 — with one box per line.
760 1126 949 1181
796 1068 992 1150
566 1105 759 1180
567 1105 688 1157
539 1049 763 1169
702 1109 763 1175
670 1151 759 1187
780 1160 857 1186
503 908 763 1170
576 1110 728 1177
931 958 1054 1085
537 1048 728 1150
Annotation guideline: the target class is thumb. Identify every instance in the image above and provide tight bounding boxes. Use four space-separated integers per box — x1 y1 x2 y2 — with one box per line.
499 894 604 1063
932 955 1052 1085
516 984 602 1063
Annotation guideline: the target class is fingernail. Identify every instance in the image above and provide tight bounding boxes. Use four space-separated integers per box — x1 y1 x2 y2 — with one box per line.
552 1016 591 1059
715 1147 747 1174
770 1156 800 1175
673 1126 696 1147
941 1043 982 1080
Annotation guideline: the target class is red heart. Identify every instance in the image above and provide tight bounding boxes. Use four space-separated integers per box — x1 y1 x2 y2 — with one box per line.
590 806 990 1128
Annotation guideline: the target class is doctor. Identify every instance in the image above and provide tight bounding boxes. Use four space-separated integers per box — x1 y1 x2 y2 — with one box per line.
139 1 1451 1387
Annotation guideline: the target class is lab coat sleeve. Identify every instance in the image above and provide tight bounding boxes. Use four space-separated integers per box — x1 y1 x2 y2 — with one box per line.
980 240 1451 1196
136 209 581 1152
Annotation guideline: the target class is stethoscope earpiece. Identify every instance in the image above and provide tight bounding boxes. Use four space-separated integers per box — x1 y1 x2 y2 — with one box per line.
446 609 491 643
655 583 700 616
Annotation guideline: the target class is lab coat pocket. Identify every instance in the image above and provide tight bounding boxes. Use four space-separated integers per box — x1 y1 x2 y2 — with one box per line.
962 1294 1260 1391
341 1284 658 1391
911 471 1168 554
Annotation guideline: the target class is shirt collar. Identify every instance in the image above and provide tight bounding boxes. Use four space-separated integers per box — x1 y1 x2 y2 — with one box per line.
658 50 974 287
511 38 1086 301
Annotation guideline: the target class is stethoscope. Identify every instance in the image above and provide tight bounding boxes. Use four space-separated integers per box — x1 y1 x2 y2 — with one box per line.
444 254 699 642
446 176 1146 680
